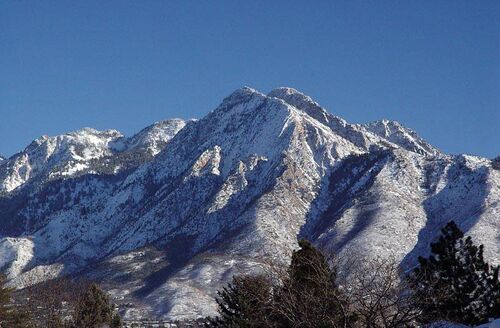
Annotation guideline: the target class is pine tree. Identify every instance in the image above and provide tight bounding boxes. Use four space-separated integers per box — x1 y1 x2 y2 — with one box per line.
207 275 274 327
274 240 354 328
72 283 122 328
411 221 500 325
209 241 356 327
110 312 123 328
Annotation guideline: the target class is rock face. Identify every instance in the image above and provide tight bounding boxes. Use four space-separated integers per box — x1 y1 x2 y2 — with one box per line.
0 87 498 320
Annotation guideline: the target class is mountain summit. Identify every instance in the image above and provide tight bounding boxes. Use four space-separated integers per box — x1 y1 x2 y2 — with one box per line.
0 87 498 320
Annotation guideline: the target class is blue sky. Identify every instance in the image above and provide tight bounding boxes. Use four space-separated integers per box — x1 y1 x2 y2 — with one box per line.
1 1 498 158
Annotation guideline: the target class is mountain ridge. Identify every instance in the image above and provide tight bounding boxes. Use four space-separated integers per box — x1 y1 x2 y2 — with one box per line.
0 87 498 320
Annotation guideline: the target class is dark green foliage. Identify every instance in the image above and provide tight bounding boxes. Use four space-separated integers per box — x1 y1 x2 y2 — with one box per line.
0 278 120 328
411 221 500 325
207 275 274 327
20 277 83 328
274 240 353 328
289 239 335 289
72 283 122 328
110 312 123 328
209 240 354 328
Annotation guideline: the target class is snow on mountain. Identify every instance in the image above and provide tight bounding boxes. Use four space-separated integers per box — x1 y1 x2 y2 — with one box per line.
0 87 498 320
0 128 123 193
363 119 440 156
0 237 33 278
0 120 187 194
268 87 383 150
112 118 188 156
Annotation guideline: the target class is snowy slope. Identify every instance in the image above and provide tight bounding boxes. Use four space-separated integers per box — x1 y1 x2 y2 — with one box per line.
0 120 187 193
0 128 122 193
363 119 440 156
0 237 33 278
0 87 498 320
112 118 188 156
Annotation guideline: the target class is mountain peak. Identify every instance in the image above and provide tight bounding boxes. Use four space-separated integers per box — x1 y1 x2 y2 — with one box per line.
0 87 497 321
34 134 50 144
267 87 335 128
268 87 310 100
227 86 261 99
363 119 439 156
66 127 123 140
223 86 264 103
118 118 187 155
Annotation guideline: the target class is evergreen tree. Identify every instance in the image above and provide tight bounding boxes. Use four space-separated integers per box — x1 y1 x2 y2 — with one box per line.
273 240 354 328
209 241 356 327
110 312 123 328
207 275 274 327
72 283 122 328
411 221 500 325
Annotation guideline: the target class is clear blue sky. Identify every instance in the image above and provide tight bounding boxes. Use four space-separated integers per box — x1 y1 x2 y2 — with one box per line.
1 1 498 158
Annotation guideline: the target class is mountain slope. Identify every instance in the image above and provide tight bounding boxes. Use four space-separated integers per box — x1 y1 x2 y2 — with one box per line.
363 119 439 156
0 128 122 193
0 120 187 194
112 118 188 156
0 87 498 320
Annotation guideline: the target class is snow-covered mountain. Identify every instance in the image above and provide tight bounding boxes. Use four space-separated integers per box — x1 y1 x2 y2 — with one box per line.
362 119 440 156
0 87 498 320
0 120 186 194
111 118 188 156
0 128 122 193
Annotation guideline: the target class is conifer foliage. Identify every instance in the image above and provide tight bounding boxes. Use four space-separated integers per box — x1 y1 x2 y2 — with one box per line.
208 275 273 327
274 240 353 327
411 221 500 325
209 240 354 328
72 283 122 328
0 276 123 328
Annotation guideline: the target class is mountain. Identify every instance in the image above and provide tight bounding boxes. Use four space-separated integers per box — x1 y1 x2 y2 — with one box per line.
0 87 498 320
111 118 188 156
362 119 440 156
0 120 186 194
0 128 122 193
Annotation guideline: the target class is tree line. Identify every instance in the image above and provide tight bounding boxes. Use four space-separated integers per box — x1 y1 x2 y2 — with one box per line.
0 277 122 328
207 221 499 327
1 221 498 327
